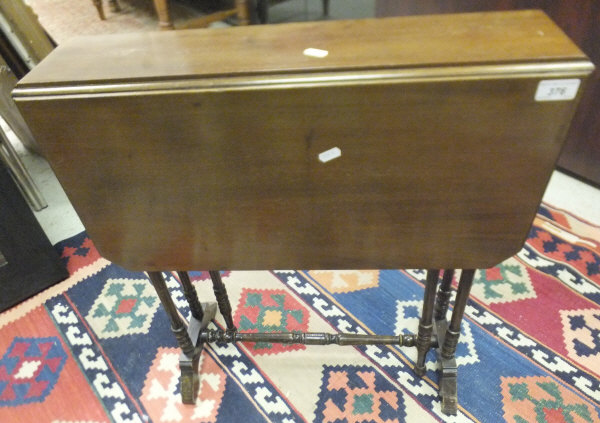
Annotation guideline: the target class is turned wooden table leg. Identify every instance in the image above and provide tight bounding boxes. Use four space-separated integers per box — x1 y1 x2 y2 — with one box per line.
437 269 476 415
434 269 454 321
177 271 204 321
236 0 251 25
147 271 199 403
152 0 174 30
208 270 236 332
414 269 440 376
92 0 105 20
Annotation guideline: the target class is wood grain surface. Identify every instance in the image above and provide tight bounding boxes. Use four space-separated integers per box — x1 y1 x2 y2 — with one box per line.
18 10 584 86
14 11 593 271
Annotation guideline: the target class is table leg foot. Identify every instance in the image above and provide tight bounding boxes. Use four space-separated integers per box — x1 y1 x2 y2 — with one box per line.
435 319 458 415
147 271 220 405
435 269 476 416
179 302 217 404
180 353 200 404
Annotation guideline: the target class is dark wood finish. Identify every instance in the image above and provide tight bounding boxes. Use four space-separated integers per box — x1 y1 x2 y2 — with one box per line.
442 269 476 359
0 162 68 312
176 270 204 320
434 269 454 321
414 269 439 376
147 271 195 356
200 328 421 346
376 1 600 186
208 270 236 331
13 11 593 271
435 318 457 415
92 0 106 20
14 13 591 414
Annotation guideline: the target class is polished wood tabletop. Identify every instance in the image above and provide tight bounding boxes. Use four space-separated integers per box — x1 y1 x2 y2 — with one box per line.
14 11 593 271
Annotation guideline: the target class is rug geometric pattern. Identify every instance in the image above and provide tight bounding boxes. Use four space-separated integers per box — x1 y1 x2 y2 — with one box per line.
141 348 227 423
394 299 478 367
471 258 537 304
500 375 600 423
0 337 67 406
233 288 309 355
1 203 599 422
315 365 405 423
307 270 380 293
560 309 600 375
86 278 160 339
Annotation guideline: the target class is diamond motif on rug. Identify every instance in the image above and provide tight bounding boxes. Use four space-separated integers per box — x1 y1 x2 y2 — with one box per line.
315 365 405 423
86 278 159 339
559 309 600 375
471 258 537 304
141 348 226 422
0 337 67 406
500 375 599 423
233 288 309 355
307 270 380 293
395 300 478 367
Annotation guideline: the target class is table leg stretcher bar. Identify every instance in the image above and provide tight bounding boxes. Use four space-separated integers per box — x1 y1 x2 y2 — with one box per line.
148 269 474 415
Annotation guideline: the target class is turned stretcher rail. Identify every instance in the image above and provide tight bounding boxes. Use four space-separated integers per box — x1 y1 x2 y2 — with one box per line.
199 329 438 347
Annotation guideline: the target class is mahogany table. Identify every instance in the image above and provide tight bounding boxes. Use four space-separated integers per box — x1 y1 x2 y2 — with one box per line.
13 11 593 415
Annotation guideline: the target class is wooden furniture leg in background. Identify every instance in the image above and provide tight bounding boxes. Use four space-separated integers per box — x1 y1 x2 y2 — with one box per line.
152 0 174 30
235 0 250 25
91 0 120 20
91 0 105 20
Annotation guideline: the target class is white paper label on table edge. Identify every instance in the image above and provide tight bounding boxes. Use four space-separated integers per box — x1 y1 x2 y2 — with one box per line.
303 48 329 58
318 147 341 163
535 79 580 101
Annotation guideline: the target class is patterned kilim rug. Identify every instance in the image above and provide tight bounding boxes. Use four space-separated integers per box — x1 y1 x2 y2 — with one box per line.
1 203 599 422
